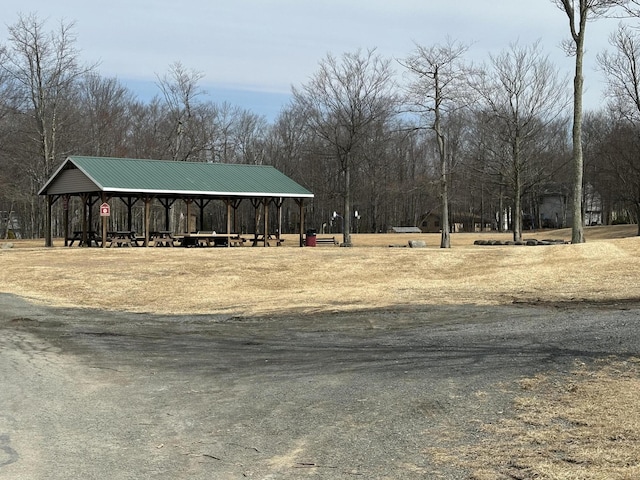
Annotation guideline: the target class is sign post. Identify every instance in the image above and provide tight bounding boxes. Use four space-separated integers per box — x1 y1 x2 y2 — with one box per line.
100 202 110 248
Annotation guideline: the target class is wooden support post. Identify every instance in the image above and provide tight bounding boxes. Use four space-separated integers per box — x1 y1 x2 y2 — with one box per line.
232 199 242 234
263 199 269 247
225 199 232 248
80 193 90 247
296 198 305 247
101 193 111 249
273 197 284 245
143 196 153 247
195 198 211 231
63 195 70 247
251 198 261 246
45 195 54 247
120 196 139 232
156 198 176 232
183 198 194 233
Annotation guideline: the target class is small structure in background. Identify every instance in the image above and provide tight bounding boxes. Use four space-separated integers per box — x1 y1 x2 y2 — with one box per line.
388 226 422 234
419 213 440 233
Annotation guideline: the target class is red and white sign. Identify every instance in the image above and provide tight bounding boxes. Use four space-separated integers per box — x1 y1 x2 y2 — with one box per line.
99 202 111 217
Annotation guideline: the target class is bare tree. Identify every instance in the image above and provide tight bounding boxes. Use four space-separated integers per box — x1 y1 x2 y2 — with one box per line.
156 61 206 161
553 0 624 243
473 41 569 241
598 24 640 233
0 13 95 244
293 49 398 245
598 24 640 121
78 73 134 156
402 39 470 248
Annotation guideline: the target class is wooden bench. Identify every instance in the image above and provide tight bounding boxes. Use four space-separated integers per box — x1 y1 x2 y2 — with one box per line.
251 234 284 247
316 236 339 246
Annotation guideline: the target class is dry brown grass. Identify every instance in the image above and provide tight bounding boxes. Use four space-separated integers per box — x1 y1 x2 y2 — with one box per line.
429 359 640 479
0 225 639 315
2 224 640 479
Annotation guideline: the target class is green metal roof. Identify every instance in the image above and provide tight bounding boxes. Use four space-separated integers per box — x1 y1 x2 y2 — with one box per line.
40 156 313 198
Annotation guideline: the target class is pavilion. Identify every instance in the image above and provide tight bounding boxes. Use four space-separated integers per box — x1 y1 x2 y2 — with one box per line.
38 156 314 247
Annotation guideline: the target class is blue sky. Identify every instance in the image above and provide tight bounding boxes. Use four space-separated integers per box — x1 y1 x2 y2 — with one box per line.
3 1 631 120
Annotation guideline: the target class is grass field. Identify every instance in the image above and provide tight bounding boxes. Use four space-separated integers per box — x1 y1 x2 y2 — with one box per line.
2 224 640 478
1 225 639 315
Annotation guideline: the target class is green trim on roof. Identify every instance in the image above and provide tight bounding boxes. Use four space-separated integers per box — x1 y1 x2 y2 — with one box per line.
40 156 313 198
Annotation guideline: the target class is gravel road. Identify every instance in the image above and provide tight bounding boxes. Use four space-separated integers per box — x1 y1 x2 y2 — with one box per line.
1 293 638 479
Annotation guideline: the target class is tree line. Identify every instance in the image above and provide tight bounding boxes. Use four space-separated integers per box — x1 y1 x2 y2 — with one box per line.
3 3 640 245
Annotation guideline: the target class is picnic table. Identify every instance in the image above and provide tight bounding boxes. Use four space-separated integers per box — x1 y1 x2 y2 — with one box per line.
176 232 246 247
68 230 101 247
106 231 136 247
251 234 284 247
150 231 175 247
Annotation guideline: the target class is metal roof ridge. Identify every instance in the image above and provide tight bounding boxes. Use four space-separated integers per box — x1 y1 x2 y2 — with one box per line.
69 155 277 169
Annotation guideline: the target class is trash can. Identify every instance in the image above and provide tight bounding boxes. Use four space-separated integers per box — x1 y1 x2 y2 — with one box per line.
305 229 317 247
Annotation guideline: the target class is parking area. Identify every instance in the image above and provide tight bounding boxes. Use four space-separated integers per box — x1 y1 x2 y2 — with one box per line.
1 293 639 479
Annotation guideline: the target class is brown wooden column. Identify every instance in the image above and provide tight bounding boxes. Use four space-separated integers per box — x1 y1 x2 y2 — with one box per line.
143 196 153 247
120 196 139 232
63 195 70 247
45 195 55 247
251 198 261 246
80 193 90 247
231 199 242 234
272 197 284 245
87 195 99 238
157 198 176 231
296 198 305 247
195 198 211 231
184 198 193 233
101 193 112 249
225 199 232 248
263 198 269 247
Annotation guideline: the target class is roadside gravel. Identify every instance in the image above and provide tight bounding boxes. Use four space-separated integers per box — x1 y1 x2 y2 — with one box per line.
1 293 638 479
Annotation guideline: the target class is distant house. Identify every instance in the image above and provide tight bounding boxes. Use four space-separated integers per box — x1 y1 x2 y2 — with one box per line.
419 213 465 233
419 213 441 233
538 185 570 228
537 183 601 228
584 183 602 226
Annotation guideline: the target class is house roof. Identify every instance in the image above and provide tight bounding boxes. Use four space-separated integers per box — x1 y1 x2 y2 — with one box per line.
389 226 422 233
39 156 314 199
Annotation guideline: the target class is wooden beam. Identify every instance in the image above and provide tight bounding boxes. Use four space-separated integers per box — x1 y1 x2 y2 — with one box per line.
251 198 261 246
158 197 176 231
296 198 305 247
183 198 194 233
272 197 284 244
45 195 54 247
225 199 232 248
195 198 211 231
263 199 269 247
143 196 153 247
63 194 70 247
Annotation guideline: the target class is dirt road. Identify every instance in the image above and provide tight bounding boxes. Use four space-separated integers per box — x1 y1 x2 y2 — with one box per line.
1 293 638 479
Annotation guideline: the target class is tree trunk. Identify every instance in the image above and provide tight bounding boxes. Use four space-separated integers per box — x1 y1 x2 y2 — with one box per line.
571 22 586 243
343 161 352 246
434 94 450 248
513 138 522 243
440 153 451 248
